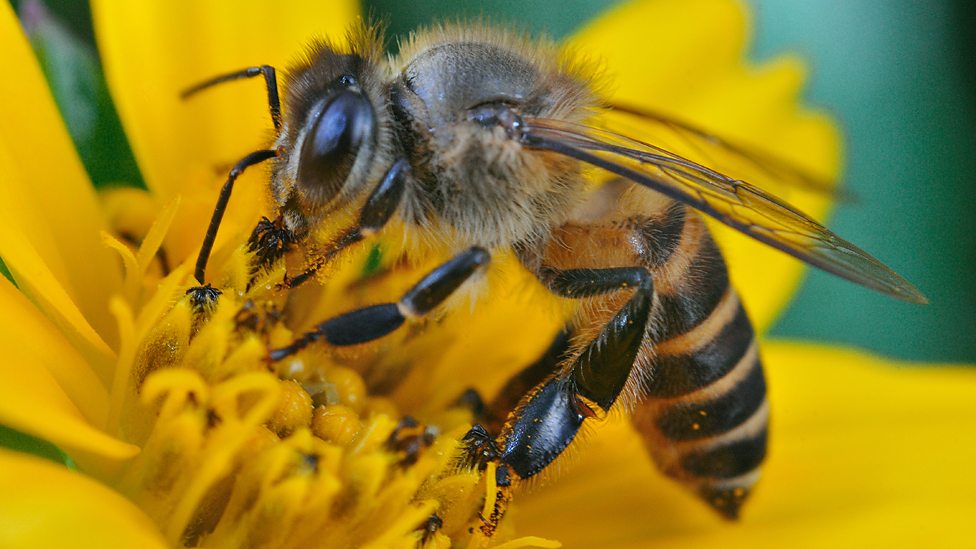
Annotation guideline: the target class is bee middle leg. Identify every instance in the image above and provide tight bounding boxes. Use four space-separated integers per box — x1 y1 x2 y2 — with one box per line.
451 328 572 433
269 245 489 360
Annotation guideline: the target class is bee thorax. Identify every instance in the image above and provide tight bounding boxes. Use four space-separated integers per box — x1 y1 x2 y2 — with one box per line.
388 35 596 248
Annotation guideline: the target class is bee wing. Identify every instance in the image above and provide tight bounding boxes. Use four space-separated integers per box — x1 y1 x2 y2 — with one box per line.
600 103 850 200
522 118 926 304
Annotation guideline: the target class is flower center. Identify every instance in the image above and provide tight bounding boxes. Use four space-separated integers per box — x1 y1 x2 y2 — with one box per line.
106 227 510 547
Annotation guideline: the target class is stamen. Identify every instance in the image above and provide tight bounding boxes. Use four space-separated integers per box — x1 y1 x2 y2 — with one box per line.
140 368 209 421
107 297 137 432
136 197 181 274
482 461 499 520
101 232 141 303
168 372 280 541
102 194 532 546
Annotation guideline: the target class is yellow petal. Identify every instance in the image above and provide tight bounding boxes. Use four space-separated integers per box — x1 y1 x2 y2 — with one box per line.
0 275 107 426
92 1 362 269
0 352 138 468
91 0 360 199
0 449 166 549
0 229 115 372
568 0 841 331
0 2 121 340
0 278 137 467
513 342 976 547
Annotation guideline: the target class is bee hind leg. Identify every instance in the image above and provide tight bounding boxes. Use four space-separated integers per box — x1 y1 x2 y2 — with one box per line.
268 246 489 360
460 266 653 535
500 266 653 477
464 328 574 431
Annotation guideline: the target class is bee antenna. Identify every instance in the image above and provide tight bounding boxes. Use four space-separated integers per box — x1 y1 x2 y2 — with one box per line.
180 65 282 130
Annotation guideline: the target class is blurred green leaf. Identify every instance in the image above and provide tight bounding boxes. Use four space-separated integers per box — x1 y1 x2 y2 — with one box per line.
19 0 143 188
0 258 11 284
0 424 74 468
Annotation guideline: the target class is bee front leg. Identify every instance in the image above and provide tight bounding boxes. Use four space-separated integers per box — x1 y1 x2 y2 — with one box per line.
269 246 488 360
184 65 285 287
281 158 411 288
193 148 279 286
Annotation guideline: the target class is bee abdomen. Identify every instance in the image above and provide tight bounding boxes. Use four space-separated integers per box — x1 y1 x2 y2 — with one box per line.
643 293 767 518
675 394 768 516
653 341 765 441
645 294 754 398
632 211 768 519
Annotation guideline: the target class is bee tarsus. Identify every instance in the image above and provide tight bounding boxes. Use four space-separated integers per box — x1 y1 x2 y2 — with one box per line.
457 424 500 472
185 283 221 313
387 416 437 467
419 512 443 545
247 215 296 277
455 388 490 422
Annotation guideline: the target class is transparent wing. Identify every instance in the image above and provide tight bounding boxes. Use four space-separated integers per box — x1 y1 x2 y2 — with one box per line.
601 103 852 200
522 117 926 304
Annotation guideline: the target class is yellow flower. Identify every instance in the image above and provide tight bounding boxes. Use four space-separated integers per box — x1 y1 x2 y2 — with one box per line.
0 1 973 548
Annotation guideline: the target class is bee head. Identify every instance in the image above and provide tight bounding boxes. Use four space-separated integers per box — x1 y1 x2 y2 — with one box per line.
294 75 375 204
273 37 389 235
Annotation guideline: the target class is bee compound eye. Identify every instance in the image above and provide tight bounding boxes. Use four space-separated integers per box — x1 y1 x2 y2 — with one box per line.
296 90 375 205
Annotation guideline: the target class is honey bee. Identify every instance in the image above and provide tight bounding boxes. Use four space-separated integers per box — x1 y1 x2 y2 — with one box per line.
184 22 925 531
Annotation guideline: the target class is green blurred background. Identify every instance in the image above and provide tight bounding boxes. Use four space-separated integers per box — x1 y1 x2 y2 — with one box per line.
9 0 976 364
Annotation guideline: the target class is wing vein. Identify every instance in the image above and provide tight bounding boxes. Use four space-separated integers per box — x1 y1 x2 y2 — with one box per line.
521 117 926 304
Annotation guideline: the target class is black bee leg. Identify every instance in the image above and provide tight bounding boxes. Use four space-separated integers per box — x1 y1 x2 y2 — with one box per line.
451 328 572 433
463 267 652 536
357 158 411 235
269 246 489 360
498 266 653 478
483 328 572 431
455 388 490 422
193 149 278 285
246 215 297 282
285 158 411 289
419 512 443 545
186 284 221 316
181 65 282 129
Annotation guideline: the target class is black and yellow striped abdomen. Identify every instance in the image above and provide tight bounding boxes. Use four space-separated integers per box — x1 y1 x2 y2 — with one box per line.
632 203 767 519
536 181 767 519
